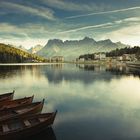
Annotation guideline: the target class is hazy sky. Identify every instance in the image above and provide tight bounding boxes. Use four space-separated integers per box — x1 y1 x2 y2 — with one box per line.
0 0 140 49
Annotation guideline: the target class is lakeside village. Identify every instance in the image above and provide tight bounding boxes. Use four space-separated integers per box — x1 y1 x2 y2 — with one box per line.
76 53 138 64
45 47 140 71
0 43 139 68
16 47 140 69
48 47 140 66
49 53 137 63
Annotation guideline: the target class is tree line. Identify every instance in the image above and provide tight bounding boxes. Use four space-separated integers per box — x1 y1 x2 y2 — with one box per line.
78 46 140 60
106 46 140 58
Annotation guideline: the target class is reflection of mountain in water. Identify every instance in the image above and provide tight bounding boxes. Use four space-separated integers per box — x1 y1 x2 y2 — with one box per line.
43 64 120 84
20 127 56 140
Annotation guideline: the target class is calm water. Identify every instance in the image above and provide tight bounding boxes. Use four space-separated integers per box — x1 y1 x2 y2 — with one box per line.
0 63 140 140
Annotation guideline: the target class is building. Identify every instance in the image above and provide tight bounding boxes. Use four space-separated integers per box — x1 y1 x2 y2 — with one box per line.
78 58 85 62
51 56 64 62
94 53 106 60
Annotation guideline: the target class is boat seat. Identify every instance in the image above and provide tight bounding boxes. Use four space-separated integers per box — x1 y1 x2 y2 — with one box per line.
2 124 10 132
24 120 31 127
15 108 29 114
38 118 45 122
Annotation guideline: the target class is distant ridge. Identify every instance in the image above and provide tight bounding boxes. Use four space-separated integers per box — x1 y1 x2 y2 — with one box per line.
28 45 44 54
37 37 130 60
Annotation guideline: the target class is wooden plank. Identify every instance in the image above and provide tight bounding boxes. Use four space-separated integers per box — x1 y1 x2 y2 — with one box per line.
38 118 45 122
24 120 31 127
2 124 10 132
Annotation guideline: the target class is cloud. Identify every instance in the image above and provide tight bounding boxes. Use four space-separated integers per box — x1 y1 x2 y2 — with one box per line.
0 1 55 20
57 17 140 34
114 17 140 24
66 6 140 19
100 24 140 46
0 22 58 48
41 0 107 12
57 22 113 34
0 22 54 33
0 15 140 48
54 16 140 46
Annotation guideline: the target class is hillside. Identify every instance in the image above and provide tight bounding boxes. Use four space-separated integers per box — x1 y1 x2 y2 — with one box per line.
37 37 129 60
0 43 46 63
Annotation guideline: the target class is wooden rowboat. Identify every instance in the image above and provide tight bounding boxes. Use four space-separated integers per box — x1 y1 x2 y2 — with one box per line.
0 111 57 140
0 96 34 111
0 91 14 102
0 99 44 122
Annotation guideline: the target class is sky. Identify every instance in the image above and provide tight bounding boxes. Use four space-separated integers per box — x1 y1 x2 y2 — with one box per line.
0 0 140 49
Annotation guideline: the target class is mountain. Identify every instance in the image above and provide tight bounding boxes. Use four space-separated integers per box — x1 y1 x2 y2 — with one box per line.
37 37 130 60
28 44 43 54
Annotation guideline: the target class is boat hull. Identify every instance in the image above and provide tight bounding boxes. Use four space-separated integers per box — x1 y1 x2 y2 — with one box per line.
0 100 44 121
0 96 34 111
0 91 14 103
0 112 57 140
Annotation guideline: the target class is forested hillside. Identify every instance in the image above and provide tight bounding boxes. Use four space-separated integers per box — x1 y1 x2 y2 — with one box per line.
0 43 46 63
106 46 140 59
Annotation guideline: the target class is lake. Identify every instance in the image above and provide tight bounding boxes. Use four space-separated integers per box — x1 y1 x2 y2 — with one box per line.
0 63 140 140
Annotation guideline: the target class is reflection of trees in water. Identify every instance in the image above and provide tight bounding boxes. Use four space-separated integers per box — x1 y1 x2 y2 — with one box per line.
77 64 140 77
77 64 95 71
106 65 129 75
106 65 140 77
128 67 140 77
20 127 56 140
45 64 140 84
77 64 106 72
0 66 22 79
0 65 42 79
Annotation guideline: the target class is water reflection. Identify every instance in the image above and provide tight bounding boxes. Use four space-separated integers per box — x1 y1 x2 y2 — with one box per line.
0 64 140 140
0 64 139 84
20 127 56 140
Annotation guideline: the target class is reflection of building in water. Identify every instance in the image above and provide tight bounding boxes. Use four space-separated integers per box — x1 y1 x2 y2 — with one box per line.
77 64 106 72
50 64 63 70
94 65 106 72
106 64 130 75
77 63 139 76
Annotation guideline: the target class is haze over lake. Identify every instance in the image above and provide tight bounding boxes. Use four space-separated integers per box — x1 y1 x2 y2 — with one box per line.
0 64 140 140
